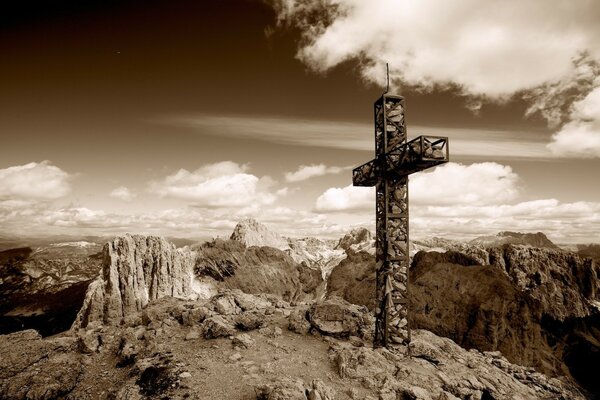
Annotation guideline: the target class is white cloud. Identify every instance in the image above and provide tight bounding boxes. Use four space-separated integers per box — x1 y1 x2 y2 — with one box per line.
273 0 600 98
547 84 600 158
315 185 373 212
410 162 519 206
109 186 136 201
411 199 600 244
285 164 348 182
315 162 519 212
150 161 278 207
273 1 600 159
0 161 71 200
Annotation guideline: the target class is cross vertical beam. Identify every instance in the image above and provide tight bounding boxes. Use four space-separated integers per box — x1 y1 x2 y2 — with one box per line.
353 94 449 348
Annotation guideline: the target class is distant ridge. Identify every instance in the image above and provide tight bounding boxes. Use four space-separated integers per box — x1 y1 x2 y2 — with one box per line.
470 231 559 249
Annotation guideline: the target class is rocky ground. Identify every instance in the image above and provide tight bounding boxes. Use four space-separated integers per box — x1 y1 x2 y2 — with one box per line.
0 291 586 400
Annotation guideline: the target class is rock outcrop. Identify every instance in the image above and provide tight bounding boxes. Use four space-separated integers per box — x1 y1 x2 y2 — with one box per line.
230 218 289 250
334 227 374 253
72 234 194 329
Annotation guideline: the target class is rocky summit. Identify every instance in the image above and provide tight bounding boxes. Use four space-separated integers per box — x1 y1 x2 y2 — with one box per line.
0 226 599 399
0 291 586 400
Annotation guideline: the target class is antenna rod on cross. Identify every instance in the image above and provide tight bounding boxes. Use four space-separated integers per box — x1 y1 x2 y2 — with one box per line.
385 63 390 94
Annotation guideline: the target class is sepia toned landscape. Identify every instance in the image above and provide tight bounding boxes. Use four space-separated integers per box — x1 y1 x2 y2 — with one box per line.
1 1 600 399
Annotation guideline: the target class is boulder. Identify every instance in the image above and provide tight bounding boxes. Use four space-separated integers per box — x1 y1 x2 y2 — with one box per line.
255 378 310 400
202 315 235 339
288 307 311 335
308 297 374 339
232 333 254 348
235 312 266 331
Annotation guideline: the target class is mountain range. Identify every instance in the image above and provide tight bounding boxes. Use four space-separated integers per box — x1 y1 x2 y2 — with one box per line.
0 219 599 398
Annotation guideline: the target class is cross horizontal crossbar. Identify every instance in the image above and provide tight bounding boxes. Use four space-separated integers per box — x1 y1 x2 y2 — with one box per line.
352 135 449 187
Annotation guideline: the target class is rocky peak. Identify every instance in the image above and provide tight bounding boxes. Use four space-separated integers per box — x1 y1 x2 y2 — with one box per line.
230 219 289 251
335 227 374 252
72 234 194 329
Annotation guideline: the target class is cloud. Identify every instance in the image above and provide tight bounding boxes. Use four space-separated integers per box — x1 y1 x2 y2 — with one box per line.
547 84 600 158
0 161 71 201
410 162 519 206
150 161 278 208
285 164 349 182
163 115 551 159
315 185 373 212
272 1 600 158
273 0 600 98
109 186 136 201
315 162 519 212
411 199 600 244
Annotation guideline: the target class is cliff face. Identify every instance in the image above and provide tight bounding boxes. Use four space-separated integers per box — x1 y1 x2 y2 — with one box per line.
488 245 600 320
72 235 194 329
193 239 325 303
326 245 600 395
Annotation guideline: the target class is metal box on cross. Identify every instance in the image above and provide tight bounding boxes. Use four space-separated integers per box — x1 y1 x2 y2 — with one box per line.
352 94 449 348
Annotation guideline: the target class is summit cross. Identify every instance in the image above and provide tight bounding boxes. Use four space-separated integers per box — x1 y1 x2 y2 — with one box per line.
352 94 449 348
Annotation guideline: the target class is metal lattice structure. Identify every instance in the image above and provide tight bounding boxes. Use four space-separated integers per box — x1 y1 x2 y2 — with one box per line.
353 94 449 348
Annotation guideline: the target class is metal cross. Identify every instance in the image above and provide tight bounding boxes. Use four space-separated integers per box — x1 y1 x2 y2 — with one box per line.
352 94 449 348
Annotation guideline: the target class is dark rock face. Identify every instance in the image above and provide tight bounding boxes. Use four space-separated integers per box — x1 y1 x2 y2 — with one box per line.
326 250 376 310
577 244 600 263
0 245 102 336
488 245 600 320
327 246 600 396
194 239 325 303
410 256 564 375
73 235 194 329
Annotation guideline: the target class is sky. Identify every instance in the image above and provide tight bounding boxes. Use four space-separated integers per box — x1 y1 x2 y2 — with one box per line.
1 0 600 243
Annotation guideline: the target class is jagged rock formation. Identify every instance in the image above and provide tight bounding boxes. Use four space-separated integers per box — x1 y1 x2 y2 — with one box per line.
470 231 560 249
230 218 289 250
73 235 194 329
193 239 325 303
